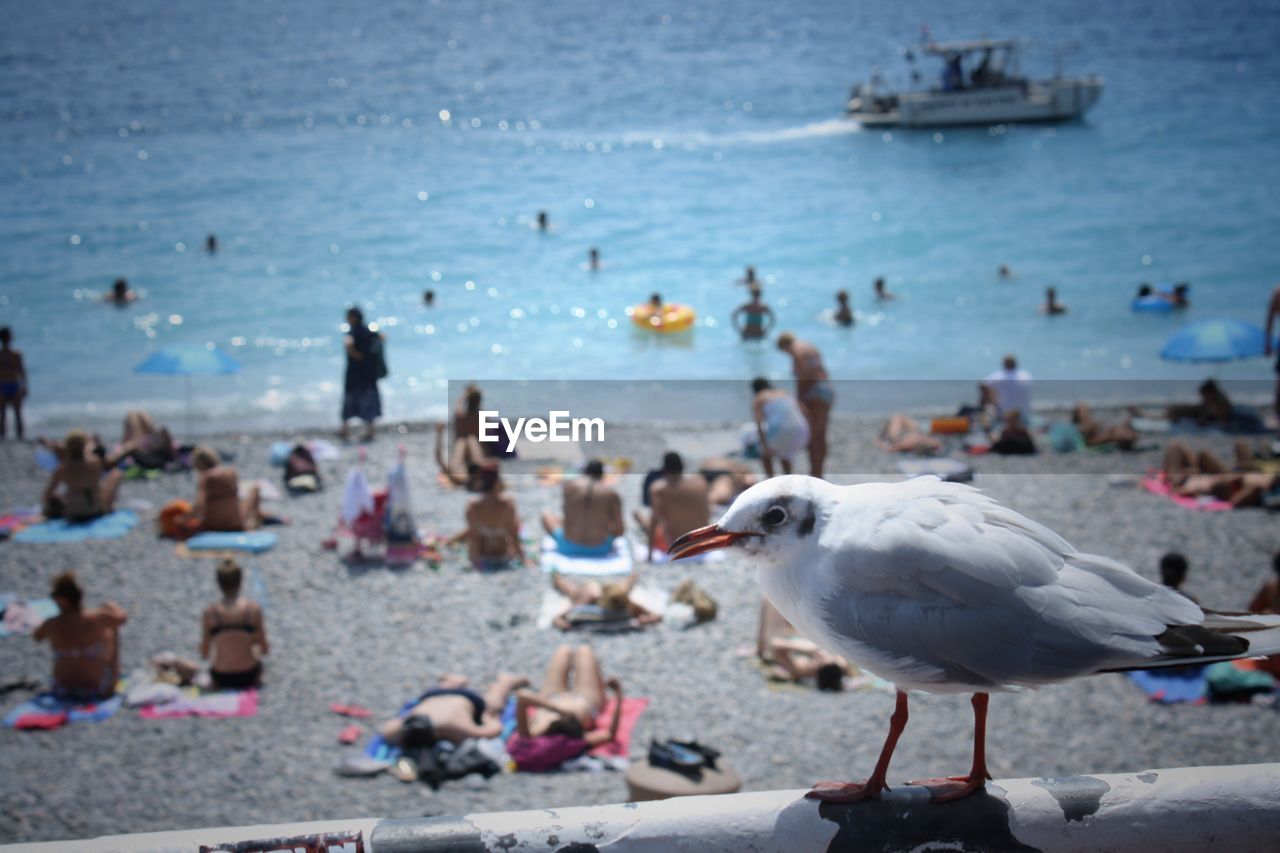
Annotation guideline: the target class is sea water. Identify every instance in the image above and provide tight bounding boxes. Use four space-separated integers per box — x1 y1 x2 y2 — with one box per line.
2 0 1278 433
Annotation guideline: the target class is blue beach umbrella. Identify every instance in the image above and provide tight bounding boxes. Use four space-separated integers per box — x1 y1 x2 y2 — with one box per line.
1159 319 1267 364
134 345 241 433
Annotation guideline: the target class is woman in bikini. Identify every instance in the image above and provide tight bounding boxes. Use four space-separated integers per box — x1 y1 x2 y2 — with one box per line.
551 570 662 631
188 447 263 531
508 645 624 770
200 559 268 690
462 463 525 570
33 571 127 701
41 430 125 521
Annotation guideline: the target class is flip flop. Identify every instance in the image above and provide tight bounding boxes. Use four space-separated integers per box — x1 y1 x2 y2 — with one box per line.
338 724 363 744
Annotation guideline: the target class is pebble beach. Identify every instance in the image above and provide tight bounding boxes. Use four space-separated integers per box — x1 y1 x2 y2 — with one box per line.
1 412 1276 844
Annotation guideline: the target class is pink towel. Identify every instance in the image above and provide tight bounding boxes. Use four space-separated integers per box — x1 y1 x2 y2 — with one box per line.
589 696 649 758
139 689 258 719
1141 473 1232 512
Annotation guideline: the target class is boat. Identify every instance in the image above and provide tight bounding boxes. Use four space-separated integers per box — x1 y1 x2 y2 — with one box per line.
846 39 1102 128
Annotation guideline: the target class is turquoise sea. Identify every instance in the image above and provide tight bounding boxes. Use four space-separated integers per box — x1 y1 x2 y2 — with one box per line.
2 0 1278 432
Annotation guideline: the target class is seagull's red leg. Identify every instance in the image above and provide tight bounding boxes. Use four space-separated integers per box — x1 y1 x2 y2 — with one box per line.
807 690 908 803
911 692 993 801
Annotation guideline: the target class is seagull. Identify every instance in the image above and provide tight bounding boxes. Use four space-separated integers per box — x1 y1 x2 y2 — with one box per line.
669 475 1280 803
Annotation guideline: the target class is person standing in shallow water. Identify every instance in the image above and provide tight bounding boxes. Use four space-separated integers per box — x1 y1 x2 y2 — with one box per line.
833 291 854 327
0 326 27 439
537 210 550 231
340 307 384 442
588 247 600 271
732 286 775 341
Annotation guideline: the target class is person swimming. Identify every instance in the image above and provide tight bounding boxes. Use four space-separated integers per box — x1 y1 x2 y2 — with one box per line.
1041 286 1067 315
738 265 758 286
423 289 436 306
732 286 775 341
105 278 138 305
873 277 895 301
537 210 550 231
833 291 854 327
588 247 600 271
206 234 218 254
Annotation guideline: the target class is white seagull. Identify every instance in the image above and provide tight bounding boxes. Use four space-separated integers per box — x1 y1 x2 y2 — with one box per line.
669 475 1280 803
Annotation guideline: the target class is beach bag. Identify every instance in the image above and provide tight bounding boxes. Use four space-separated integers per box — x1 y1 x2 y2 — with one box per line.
284 444 320 492
159 500 199 540
369 335 388 380
673 579 717 623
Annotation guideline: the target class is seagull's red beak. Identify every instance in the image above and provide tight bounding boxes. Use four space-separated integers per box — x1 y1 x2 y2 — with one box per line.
668 524 754 560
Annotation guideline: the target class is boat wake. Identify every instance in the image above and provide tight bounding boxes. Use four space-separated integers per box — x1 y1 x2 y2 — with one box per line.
723 118 863 144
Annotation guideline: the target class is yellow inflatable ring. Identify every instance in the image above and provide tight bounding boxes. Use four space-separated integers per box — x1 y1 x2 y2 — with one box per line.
629 303 696 333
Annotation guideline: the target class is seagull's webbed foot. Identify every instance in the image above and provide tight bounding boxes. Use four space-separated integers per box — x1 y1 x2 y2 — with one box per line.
908 774 989 801
805 778 886 803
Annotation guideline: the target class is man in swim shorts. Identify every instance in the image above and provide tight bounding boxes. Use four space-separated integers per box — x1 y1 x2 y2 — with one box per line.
541 459 623 557
0 326 26 440
633 452 710 559
777 332 832 478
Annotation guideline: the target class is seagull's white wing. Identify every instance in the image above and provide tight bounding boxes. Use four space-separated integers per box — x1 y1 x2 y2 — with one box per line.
808 478 1210 692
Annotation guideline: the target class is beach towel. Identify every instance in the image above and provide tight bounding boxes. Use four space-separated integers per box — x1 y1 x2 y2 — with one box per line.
138 688 259 719
1141 474 1232 512
536 586 670 631
184 531 278 553
505 695 649 771
4 692 124 729
0 595 59 637
541 535 634 576
12 510 137 544
1125 667 1208 704
0 511 38 538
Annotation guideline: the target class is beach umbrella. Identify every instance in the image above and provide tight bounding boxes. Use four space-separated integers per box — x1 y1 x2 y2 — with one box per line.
133 344 241 434
1159 319 1267 364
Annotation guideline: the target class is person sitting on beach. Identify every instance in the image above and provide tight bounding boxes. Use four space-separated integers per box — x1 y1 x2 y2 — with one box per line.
463 463 525 570
508 645 624 771
1158 552 1198 604
1072 402 1137 450
1041 287 1067 316
188 447 264 532
988 410 1037 455
541 459 623 557
1162 439 1278 508
833 291 854 327
751 377 810 478
201 559 269 690
1165 379 1233 428
732 286 775 342
121 410 177 469
42 430 124 521
873 277 896 301
33 571 126 701
777 332 833 478
757 599 849 691
698 456 759 506
1248 552 1280 615
0 326 27 440
434 423 491 491
105 278 138 305
980 354 1032 422
379 672 530 746
634 451 710 558
551 570 662 631
877 413 942 455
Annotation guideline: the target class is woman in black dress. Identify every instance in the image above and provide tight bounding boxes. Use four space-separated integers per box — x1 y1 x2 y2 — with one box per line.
340 307 384 441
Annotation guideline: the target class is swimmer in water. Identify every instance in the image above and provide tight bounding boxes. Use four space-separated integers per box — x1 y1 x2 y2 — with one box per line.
648 292 662 311
537 211 550 232
206 234 218 254
833 290 854 327
998 264 1012 279
1041 286 1067 316
732 286 775 342
423 289 436 307
738 265 758 286
105 278 137 305
1161 283 1190 308
1136 283 1154 299
588 247 600 271
873 277 895 301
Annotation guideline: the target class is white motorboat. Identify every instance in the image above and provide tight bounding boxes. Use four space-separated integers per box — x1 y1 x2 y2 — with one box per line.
846 39 1102 128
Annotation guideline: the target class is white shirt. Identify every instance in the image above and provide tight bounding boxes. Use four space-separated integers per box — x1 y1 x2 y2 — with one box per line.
983 368 1033 419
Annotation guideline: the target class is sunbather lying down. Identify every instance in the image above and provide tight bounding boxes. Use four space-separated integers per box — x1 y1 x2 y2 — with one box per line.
508 645 624 770
877 414 942 455
379 673 529 746
1073 402 1138 450
552 570 661 631
757 599 850 691
1163 439 1278 508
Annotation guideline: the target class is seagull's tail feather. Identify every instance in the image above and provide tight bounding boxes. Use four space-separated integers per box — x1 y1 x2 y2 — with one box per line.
1099 611 1280 673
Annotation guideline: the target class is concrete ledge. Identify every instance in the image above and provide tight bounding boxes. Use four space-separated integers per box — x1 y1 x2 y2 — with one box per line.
8 764 1280 852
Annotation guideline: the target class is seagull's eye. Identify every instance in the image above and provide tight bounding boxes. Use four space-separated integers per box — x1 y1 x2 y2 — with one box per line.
763 506 788 527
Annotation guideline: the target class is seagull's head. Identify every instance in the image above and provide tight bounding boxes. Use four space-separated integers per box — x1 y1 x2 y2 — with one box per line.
668 475 830 569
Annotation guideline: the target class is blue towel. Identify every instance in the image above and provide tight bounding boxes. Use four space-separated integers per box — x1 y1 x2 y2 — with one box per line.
0 596 60 637
13 511 137 544
4 692 124 727
186 531 277 553
1125 667 1207 704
